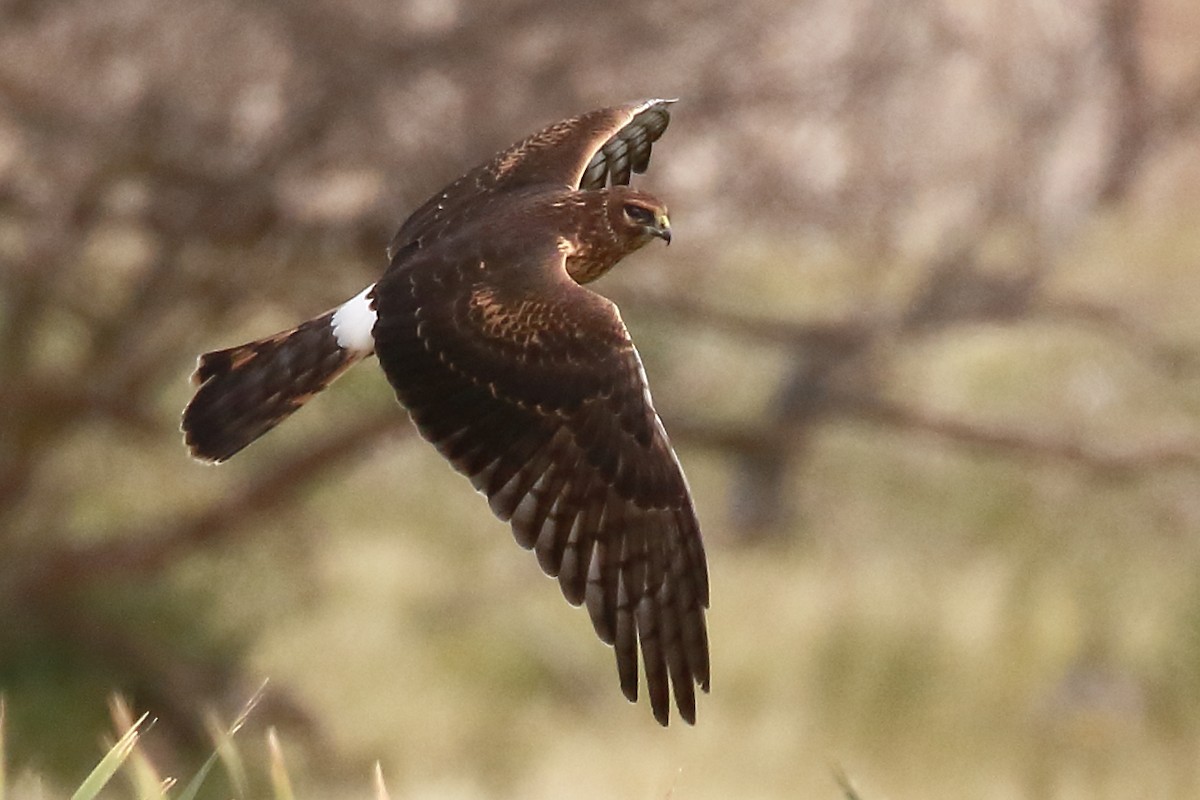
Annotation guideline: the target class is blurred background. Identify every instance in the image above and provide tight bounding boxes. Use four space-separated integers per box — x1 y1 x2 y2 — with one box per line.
2 0 1200 797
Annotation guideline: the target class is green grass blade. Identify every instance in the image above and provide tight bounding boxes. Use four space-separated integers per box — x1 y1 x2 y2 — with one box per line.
110 696 170 800
212 681 267 797
173 750 222 800
202 711 248 799
70 712 148 800
267 728 294 800
176 682 266 800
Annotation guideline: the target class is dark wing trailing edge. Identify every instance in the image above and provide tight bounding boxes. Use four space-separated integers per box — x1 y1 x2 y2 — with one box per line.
371 240 709 725
386 99 676 264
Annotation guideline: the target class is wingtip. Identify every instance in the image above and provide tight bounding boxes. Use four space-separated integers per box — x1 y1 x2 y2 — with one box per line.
188 450 225 466
180 424 227 465
189 354 207 387
629 97 678 112
651 98 679 111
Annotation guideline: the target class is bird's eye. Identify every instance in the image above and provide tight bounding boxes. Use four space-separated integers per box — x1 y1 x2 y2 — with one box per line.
623 204 656 225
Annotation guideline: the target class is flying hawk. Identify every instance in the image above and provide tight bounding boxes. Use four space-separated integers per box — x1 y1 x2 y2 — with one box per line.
182 99 710 725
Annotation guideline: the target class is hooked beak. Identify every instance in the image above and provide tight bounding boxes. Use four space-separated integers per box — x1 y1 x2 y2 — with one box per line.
651 211 672 245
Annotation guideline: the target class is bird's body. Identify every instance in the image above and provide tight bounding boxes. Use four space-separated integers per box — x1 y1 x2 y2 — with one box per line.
182 99 709 725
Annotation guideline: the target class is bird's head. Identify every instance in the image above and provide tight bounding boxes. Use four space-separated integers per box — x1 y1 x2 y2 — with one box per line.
607 186 672 249
562 186 673 284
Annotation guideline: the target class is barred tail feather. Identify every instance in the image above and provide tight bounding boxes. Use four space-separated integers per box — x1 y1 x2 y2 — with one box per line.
182 287 377 462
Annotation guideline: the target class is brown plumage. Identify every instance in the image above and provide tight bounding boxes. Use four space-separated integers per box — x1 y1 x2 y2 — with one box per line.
181 99 710 725
182 311 368 462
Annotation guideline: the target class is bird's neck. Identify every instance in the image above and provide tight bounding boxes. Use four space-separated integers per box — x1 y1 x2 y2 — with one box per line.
550 191 629 284
563 238 623 284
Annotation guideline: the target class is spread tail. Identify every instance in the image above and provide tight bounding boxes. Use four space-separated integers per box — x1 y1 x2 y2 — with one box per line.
182 286 377 462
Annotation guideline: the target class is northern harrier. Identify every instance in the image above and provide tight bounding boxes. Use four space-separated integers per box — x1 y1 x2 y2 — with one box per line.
182 99 710 725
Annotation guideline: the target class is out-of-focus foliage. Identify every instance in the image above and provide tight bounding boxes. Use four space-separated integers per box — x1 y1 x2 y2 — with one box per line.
2 0 1200 797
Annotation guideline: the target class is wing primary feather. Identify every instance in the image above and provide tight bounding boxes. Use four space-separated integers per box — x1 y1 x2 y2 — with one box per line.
580 157 607 191
511 442 578 551
663 510 710 689
615 570 639 702
627 129 653 174
623 508 650 609
535 488 579 577
607 140 632 186
557 479 603 605
482 422 557 504
535 446 603 577
678 507 711 606
660 579 697 724
487 427 563 521
636 594 669 726
585 490 626 642
575 99 675 191
681 582 711 691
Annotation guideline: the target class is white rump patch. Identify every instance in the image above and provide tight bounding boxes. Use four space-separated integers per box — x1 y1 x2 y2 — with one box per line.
331 284 377 353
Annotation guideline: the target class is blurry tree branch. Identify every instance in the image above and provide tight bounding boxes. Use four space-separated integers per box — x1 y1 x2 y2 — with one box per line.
842 396 1200 476
612 287 873 353
8 409 406 597
672 395 1200 479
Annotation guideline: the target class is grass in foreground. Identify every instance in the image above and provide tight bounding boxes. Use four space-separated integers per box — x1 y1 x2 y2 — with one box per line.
0 688 394 800
1 691 873 800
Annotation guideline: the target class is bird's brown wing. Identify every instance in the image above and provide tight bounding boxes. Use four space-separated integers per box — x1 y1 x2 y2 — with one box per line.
371 238 709 725
386 99 675 263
